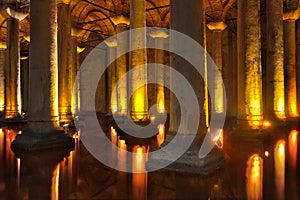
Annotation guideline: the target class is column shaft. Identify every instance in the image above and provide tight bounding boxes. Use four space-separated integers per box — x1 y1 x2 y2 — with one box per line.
266 0 285 119
244 0 263 126
70 36 78 114
116 24 128 115
169 0 204 133
106 41 117 114
237 0 246 121
27 0 59 131
155 37 165 113
284 20 298 117
0 48 6 112
130 0 148 120
58 3 72 122
6 17 21 118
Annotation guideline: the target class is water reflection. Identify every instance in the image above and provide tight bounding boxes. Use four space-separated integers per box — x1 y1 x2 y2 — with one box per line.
246 154 263 200
0 126 299 199
274 140 285 200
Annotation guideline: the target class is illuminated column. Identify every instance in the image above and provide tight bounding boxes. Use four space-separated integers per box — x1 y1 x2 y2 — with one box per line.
238 0 263 127
237 0 246 122
5 15 24 119
265 0 285 119
0 44 6 112
169 0 204 133
149 30 169 113
283 12 299 117
112 16 130 115
130 0 148 121
207 22 227 114
11 0 74 151
70 28 80 115
57 0 72 122
105 39 118 114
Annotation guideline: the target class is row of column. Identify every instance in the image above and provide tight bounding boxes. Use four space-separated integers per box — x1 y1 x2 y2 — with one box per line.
0 1 81 124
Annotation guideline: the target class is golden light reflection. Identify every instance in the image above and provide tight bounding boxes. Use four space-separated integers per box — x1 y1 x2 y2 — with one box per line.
274 140 285 200
275 97 285 119
264 151 269 157
132 145 148 200
110 126 117 145
212 128 223 149
131 87 148 121
157 124 165 147
118 137 127 171
157 86 165 114
262 120 271 128
288 130 298 170
246 154 263 200
51 164 60 200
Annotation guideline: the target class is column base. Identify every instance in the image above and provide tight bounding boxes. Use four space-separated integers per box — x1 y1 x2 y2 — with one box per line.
11 128 74 152
0 113 27 124
146 138 225 175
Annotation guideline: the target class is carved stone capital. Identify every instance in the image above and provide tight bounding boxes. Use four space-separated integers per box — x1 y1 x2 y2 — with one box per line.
207 21 227 31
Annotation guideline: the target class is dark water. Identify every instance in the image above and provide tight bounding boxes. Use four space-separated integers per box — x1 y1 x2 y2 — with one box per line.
0 125 299 199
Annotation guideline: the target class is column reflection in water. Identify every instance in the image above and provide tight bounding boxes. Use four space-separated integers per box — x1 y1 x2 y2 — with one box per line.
132 145 148 200
274 140 285 200
51 164 60 200
246 154 263 200
156 124 165 147
288 130 298 169
117 137 128 198
0 128 4 193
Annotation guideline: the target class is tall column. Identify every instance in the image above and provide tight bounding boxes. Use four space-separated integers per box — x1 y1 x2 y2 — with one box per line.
284 12 299 118
207 22 227 115
70 28 80 115
112 16 130 115
149 30 169 113
169 0 204 133
130 0 148 121
265 0 285 119
239 0 263 127
11 0 74 151
105 39 118 114
5 17 21 119
57 0 72 123
0 43 6 113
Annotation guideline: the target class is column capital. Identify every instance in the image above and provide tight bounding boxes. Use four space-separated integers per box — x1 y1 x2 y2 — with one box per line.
1 7 28 21
77 46 85 53
149 29 169 39
207 21 227 31
111 15 130 26
283 10 299 20
104 37 117 47
57 0 71 4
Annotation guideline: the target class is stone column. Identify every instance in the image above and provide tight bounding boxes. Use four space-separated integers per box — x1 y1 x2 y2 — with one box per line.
130 0 148 121
283 12 299 117
149 30 169 113
11 0 74 151
0 44 6 113
112 16 130 115
239 0 263 127
207 22 227 115
70 29 79 115
5 17 21 119
105 39 118 114
265 0 285 119
57 0 72 123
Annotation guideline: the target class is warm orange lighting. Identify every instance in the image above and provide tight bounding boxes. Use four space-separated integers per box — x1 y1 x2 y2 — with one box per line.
112 104 117 114
275 97 285 119
110 126 117 145
288 130 298 170
246 154 263 200
212 128 223 149
262 120 271 128
264 151 269 157
156 124 165 147
0 101 3 112
51 164 60 200
274 140 285 200
132 145 148 200
157 86 165 114
131 87 148 121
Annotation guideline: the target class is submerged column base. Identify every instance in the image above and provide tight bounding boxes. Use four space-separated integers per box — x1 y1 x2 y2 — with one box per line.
146 134 225 175
11 126 74 152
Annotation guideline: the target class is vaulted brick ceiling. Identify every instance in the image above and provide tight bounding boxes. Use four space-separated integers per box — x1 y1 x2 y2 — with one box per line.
0 0 238 51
